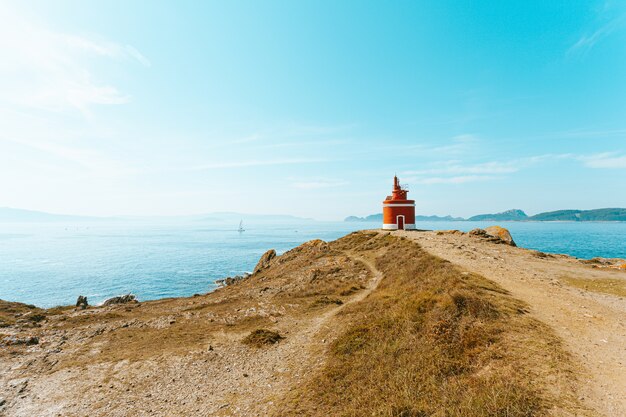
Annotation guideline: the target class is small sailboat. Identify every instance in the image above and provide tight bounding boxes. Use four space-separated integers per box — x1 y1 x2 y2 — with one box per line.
238 220 245 233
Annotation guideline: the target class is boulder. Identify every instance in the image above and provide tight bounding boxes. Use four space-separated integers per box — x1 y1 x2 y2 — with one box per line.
469 227 516 246
468 228 488 237
102 294 136 306
253 249 276 274
436 229 464 235
485 226 516 247
76 295 88 309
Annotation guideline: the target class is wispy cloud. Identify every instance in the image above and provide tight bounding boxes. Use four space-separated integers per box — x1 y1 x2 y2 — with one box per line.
550 128 626 139
228 134 262 144
63 35 151 67
291 179 349 189
568 6 626 56
0 4 148 114
427 134 480 154
404 160 519 176
354 133 481 158
3 135 139 177
278 123 358 137
401 154 573 185
250 139 349 150
412 175 498 185
183 158 329 171
578 152 626 168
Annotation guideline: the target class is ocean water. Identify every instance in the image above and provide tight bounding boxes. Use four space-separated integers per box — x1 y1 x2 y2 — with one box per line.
1 220 625 308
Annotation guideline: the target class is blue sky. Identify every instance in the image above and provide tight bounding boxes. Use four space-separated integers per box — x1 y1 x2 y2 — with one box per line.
1 1 625 220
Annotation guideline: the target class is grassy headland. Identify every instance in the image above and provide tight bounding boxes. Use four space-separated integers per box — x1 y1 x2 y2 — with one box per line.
1 231 618 416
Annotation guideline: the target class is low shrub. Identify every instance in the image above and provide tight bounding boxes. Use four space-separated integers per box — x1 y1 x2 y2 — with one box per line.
242 329 284 347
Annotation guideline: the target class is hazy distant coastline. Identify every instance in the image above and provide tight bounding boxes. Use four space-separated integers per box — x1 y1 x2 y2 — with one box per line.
2 206 626 224
346 208 626 222
0 207 312 223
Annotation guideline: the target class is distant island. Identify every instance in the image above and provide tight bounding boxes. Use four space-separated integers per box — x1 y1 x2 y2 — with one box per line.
346 208 626 222
0 207 312 223
3 206 626 224
345 214 464 222
0 207 106 222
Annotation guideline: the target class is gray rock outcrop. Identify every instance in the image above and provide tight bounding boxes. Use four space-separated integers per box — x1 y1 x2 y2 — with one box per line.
76 295 88 309
102 294 136 306
253 249 276 274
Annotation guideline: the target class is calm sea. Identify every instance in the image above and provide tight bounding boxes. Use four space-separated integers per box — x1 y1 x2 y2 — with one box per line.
1 220 625 308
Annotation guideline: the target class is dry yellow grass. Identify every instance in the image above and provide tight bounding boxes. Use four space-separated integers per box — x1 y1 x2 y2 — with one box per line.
0 300 41 327
277 232 585 416
561 275 626 297
242 329 284 347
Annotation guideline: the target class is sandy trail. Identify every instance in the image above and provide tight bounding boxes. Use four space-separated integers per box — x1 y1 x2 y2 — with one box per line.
393 229 626 417
213 249 384 416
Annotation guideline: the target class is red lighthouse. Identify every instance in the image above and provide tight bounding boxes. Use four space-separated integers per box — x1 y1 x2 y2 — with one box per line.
382 176 416 230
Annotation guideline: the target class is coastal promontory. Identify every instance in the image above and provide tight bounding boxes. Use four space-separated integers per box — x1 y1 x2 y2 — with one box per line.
1 230 624 416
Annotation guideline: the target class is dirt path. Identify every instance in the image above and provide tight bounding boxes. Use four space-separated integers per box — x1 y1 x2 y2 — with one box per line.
269 251 384 374
393 229 626 417
244 250 384 416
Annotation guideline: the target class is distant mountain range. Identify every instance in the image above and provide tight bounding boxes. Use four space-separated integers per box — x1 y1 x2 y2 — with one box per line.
0 207 312 223
467 209 529 221
345 208 626 222
345 214 464 222
0 207 108 222
3 206 625 224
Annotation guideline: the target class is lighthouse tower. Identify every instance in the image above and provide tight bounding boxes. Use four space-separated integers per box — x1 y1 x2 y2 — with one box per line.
382 176 416 230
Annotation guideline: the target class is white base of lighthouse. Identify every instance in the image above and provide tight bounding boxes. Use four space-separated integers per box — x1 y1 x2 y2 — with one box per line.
382 223 416 230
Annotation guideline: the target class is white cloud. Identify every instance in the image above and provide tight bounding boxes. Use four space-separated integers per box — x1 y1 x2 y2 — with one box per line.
0 4 148 113
568 8 626 56
404 161 519 176
429 134 479 154
411 175 498 185
579 153 626 168
548 128 626 139
401 154 577 185
3 136 139 178
291 179 349 189
184 158 328 171
63 36 151 67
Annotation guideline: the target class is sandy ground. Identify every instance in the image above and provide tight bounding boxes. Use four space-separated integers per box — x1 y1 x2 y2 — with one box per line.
393 229 626 417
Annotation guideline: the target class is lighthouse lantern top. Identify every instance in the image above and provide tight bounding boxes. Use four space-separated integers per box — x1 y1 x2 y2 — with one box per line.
387 175 410 201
